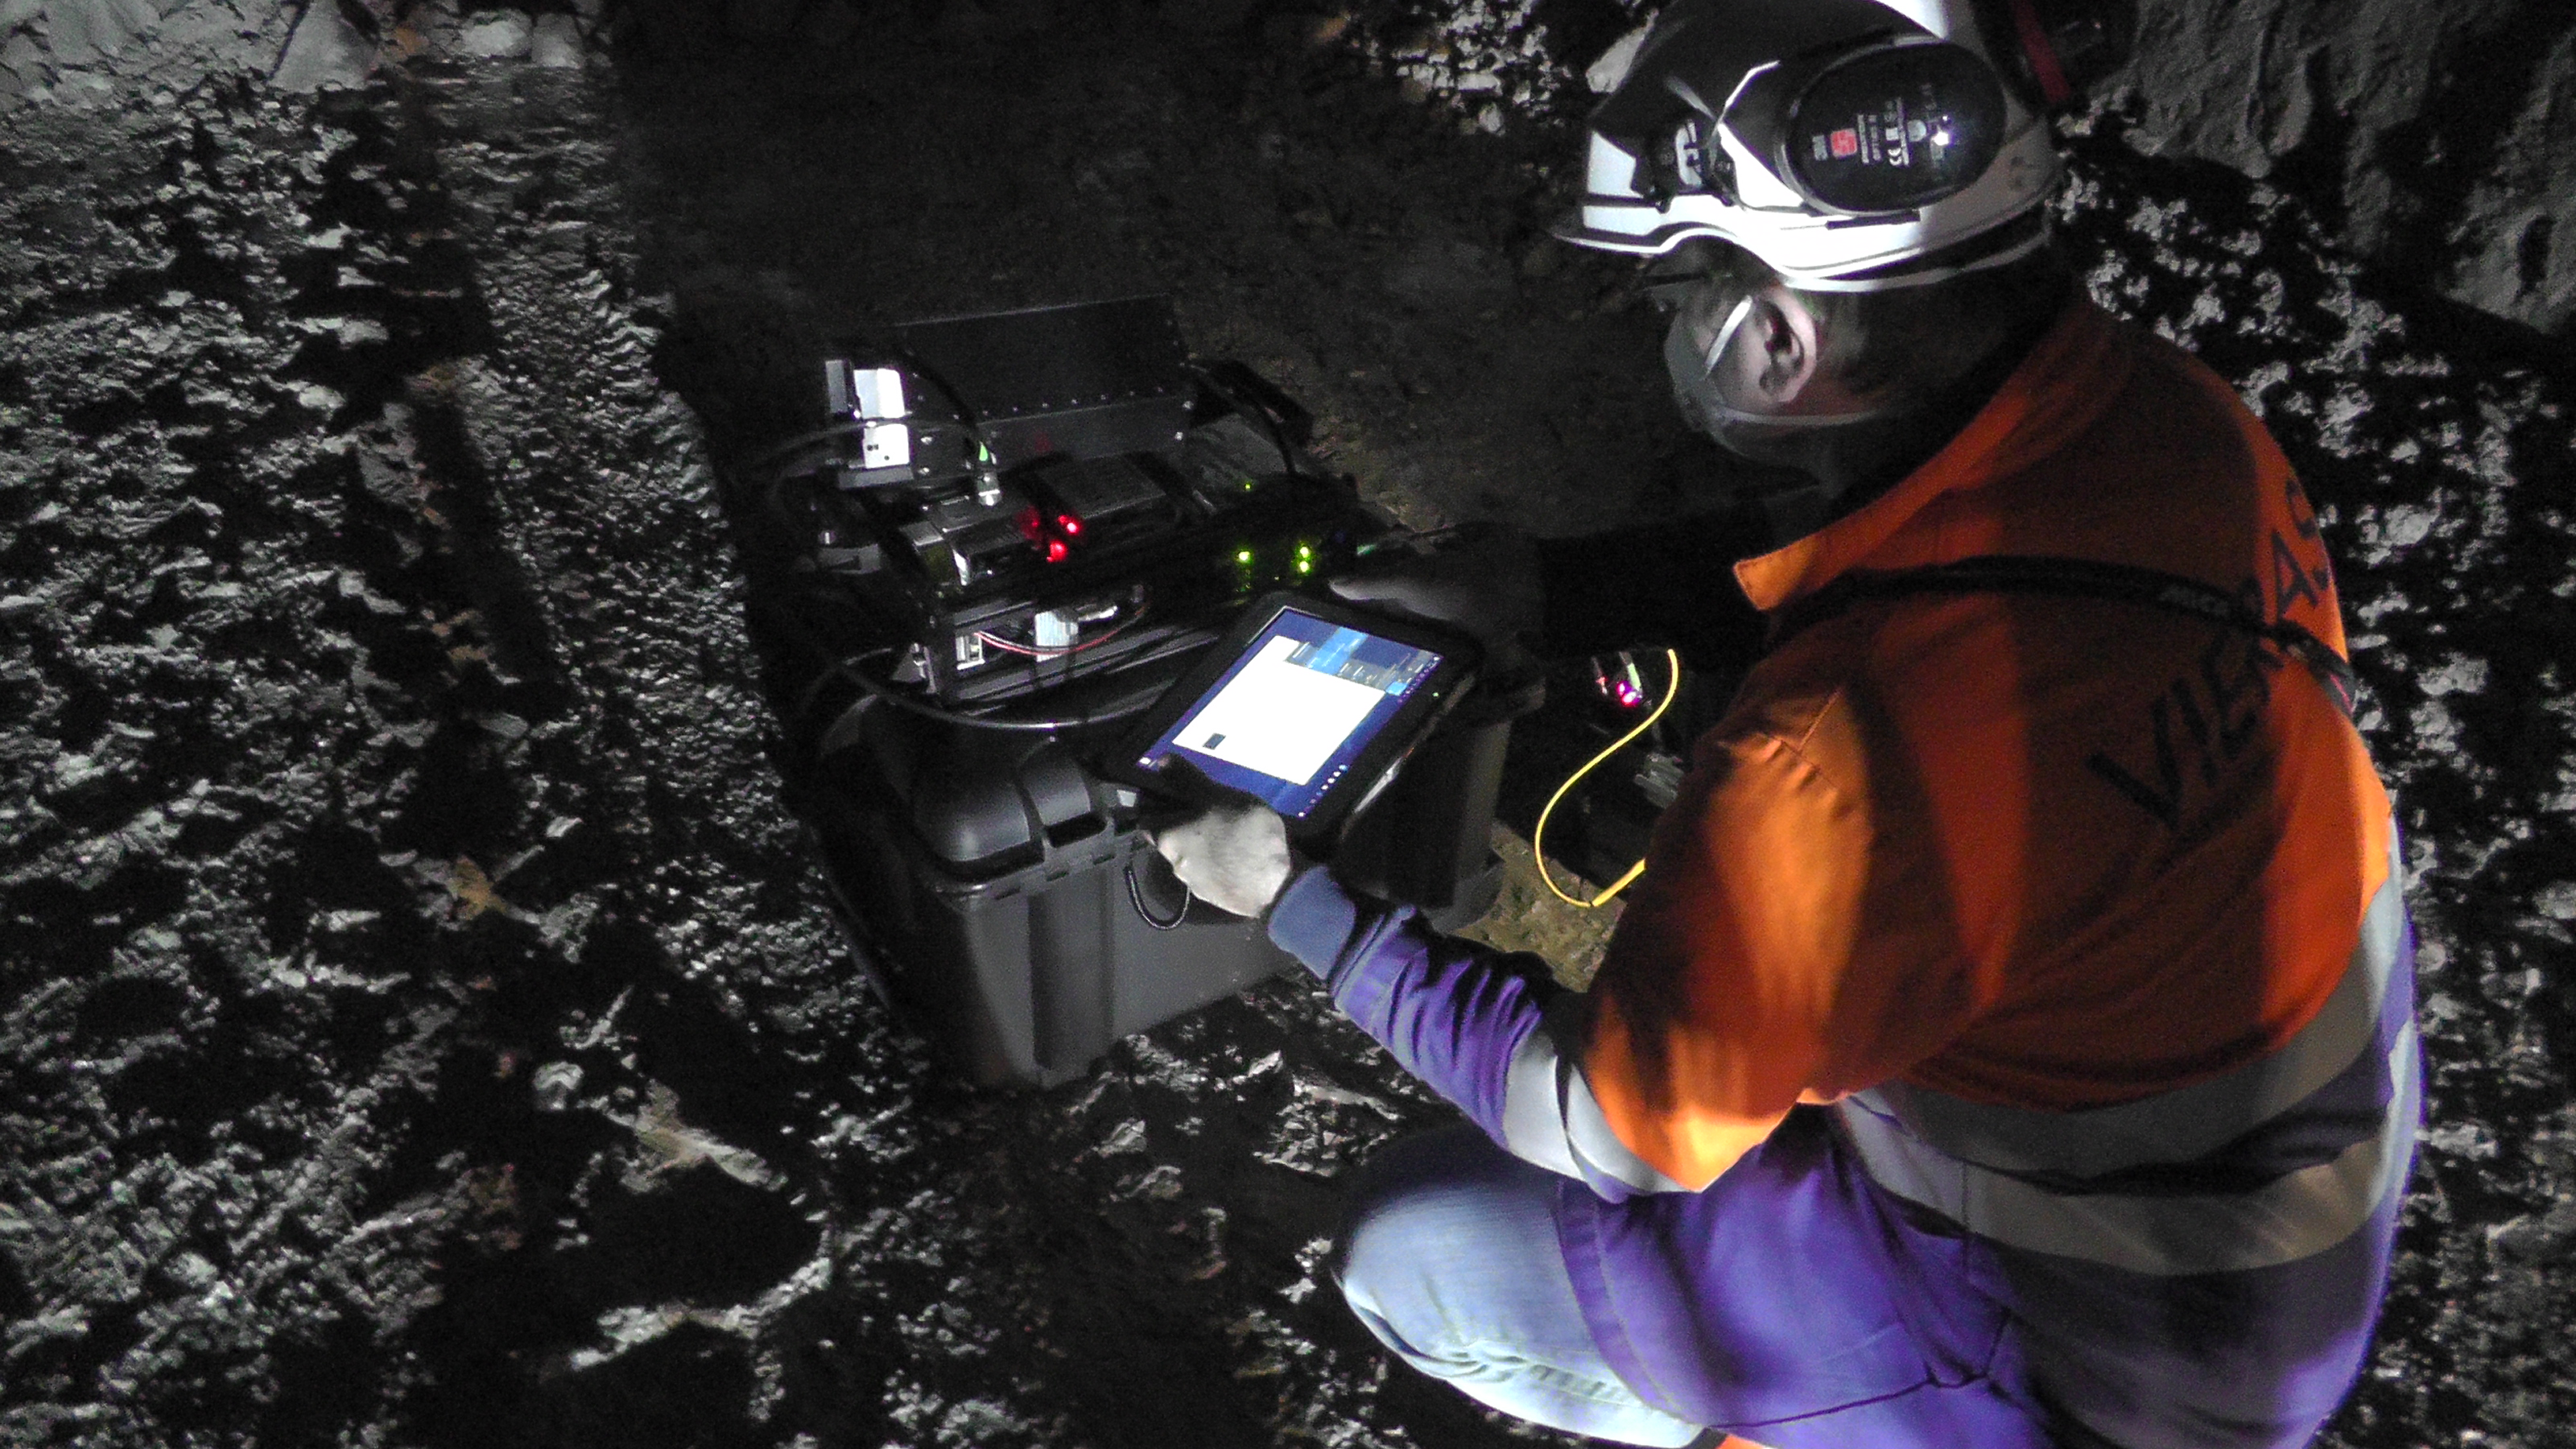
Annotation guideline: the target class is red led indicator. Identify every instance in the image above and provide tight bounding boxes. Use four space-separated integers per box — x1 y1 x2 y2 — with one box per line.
1056 513 1083 536
1044 539 1069 563
1612 680 1645 709
1830 127 1860 159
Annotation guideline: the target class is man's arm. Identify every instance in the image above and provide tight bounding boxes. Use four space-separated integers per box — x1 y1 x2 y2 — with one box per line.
1158 704 1880 1198
1259 712 1944 1195
1331 507 1774 671
1265 865 1698 1199
1529 508 1773 667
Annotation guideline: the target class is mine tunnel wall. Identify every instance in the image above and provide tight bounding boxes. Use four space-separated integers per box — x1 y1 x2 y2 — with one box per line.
4 0 2573 339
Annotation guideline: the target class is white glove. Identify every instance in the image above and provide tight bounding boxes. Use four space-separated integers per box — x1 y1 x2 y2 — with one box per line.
1151 798 1293 919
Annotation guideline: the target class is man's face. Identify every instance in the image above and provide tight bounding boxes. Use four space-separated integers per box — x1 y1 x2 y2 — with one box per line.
1652 261 1810 463
1648 249 1878 463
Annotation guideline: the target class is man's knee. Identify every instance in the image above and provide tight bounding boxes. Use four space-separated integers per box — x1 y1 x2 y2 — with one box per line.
1333 1129 1472 1346
1336 1127 1506 1276
1331 1125 1554 1364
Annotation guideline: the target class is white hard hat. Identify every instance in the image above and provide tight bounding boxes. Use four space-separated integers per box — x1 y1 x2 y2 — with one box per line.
1560 0 2132 291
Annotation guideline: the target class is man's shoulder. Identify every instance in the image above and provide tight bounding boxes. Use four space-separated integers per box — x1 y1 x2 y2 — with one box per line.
2056 304 2294 491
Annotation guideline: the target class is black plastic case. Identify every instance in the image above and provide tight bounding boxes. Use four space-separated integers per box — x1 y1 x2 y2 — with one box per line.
800 689 1509 1088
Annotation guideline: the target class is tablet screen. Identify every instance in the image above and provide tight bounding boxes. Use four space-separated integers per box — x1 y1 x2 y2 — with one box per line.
1132 605 1447 820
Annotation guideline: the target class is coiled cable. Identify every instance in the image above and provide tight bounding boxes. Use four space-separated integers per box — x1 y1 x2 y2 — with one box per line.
1530 649 1682 910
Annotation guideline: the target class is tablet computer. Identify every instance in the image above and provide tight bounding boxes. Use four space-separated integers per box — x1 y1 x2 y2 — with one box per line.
1106 592 1480 844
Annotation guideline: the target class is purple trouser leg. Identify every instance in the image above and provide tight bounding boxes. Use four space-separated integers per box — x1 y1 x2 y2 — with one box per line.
1350 1108 2405 1449
1562 1101 2406 1449
1561 1106 2065 1449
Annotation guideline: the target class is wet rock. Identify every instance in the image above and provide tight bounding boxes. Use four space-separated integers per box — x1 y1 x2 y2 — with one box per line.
533 1060 584 1110
2 0 312 113
0 31 45 105
2487 1199 2576 1262
548 1320 766 1445
2114 0 2576 336
624 1083 778 1190
527 10 581 66
271 0 377 92
23 0 157 68
454 8 530 59
1584 19 1650 93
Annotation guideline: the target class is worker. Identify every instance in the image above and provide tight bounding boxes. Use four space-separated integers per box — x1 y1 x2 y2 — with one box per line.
1151 1 2419 1444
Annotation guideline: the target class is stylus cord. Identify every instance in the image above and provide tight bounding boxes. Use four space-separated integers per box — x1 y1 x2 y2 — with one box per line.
1530 650 1682 910
1125 859 1191 930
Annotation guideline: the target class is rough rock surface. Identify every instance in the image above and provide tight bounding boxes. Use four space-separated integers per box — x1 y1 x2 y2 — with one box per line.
2112 0 2576 339
4 0 2572 337
2 6 2574 1449
0 0 299 107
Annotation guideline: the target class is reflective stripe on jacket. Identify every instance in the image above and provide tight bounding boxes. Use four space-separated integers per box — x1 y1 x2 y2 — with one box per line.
1835 824 2417 1276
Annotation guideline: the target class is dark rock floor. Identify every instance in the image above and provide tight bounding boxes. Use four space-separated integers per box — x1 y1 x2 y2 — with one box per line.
3 13 2573 1448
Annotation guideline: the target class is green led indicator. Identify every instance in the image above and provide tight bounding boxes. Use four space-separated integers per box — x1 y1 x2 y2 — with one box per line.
1235 548 1254 565
1296 543 1313 557
1295 559 1312 574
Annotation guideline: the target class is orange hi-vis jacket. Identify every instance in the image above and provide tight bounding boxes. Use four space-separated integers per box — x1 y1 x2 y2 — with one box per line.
1579 295 2400 1192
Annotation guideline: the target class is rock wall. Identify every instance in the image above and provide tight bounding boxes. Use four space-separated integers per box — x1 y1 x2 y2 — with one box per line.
6 0 2570 336
2075 0 2572 336
0 0 599 106
0 0 300 105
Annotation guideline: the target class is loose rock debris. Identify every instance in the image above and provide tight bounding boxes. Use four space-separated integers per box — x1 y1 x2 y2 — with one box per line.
2 8 2574 1449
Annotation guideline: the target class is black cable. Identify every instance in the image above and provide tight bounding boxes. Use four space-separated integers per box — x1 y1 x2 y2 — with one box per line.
741 416 984 484
1125 859 1190 930
828 652 1154 733
763 471 802 535
900 361 985 435
790 647 885 738
741 419 876 476
1186 362 1302 484
810 691 877 758
757 603 1154 734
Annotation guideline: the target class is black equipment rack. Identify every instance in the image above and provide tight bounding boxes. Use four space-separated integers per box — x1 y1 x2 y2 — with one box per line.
736 296 1513 1087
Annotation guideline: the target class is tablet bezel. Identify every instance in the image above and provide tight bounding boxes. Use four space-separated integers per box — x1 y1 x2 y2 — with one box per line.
1101 591 1482 847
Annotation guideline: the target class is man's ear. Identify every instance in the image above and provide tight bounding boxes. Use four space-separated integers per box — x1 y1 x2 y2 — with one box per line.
1744 283 1822 407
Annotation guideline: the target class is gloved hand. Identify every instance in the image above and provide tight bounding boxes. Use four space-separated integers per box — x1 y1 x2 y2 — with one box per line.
1330 522 1543 666
1150 794 1294 919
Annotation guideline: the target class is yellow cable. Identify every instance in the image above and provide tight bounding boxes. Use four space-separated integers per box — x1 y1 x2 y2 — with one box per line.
1532 649 1682 910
